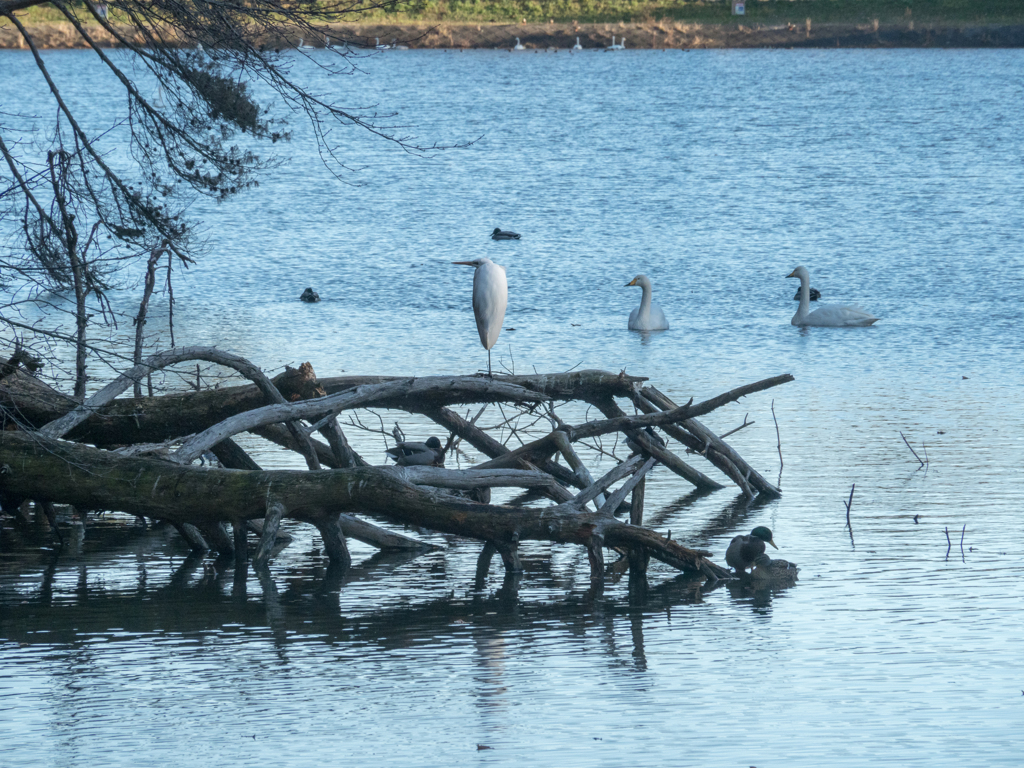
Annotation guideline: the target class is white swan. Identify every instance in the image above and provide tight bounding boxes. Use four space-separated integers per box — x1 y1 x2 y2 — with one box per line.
786 266 879 327
572 37 583 50
375 37 391 49
607 36 625 50
513 37 525 50
625 275 669 331
298 37 314 49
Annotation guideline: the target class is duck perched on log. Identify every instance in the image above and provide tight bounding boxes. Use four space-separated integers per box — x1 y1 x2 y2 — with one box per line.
491 228 521 240
385 436 446 466
725 526 778 575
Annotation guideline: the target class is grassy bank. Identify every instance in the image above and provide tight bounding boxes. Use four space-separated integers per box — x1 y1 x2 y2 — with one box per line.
12 0 1024 26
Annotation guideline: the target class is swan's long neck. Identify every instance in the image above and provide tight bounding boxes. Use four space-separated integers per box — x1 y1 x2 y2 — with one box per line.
638 282 653 320
796 273 810 320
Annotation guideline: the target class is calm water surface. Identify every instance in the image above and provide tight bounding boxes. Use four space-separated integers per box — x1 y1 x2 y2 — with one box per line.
1 48 1023 767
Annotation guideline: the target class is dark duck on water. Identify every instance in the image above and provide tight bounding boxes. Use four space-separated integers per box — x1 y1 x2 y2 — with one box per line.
491 228 521 240
725 526 778 575
793 287 821 301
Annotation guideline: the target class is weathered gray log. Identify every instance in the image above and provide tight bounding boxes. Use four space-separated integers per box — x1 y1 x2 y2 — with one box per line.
199 521 233 555
0 431 728 578
595 457 656 517
572 455 643 509
174 522 209 552
319 418 360 468
630 390 754 497
395 466 557 490
588 397 725 491
336 513 438 552
254 423 364 469
210 437 262 471
206 424 432 552
475 541 498 584
419 406 579 502
253 502 286 566
170 376 549 464
280 510 349 571
0 370 640 449
627 477 649 576
639 385 782 497
233 520 249 562
552 431 605 509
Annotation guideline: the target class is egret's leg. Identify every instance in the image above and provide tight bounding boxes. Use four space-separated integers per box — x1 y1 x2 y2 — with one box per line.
487 349 492 377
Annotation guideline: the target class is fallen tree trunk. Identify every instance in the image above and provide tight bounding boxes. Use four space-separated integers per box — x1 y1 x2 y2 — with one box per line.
0 431 728 579
1 347 794 586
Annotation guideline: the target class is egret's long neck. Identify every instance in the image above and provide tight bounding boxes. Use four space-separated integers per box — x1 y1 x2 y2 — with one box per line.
797 274 810 319
638 283 653 319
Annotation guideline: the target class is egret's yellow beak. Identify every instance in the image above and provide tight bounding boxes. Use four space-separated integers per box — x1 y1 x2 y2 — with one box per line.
452 261 475 266
769 540 779 549
625 278 638 287
786 269 798 278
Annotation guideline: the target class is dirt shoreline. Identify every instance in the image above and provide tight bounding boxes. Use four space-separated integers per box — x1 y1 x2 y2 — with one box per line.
3 20 1024 50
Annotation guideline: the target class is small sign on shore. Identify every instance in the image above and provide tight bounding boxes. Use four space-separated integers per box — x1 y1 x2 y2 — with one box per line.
732 1 745 14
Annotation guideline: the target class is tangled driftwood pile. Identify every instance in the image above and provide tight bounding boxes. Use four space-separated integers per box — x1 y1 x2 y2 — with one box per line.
0 346 792 584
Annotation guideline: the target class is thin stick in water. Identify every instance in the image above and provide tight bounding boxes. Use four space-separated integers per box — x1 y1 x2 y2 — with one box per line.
900 431 926 467
844 483 855 529
771 399 783 472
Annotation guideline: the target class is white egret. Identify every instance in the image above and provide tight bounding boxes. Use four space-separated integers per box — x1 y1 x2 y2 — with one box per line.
786 266 879 327
386 436 445 466
453 258 508 376
625 274 669 331
572 37 583 50
513 37 525 50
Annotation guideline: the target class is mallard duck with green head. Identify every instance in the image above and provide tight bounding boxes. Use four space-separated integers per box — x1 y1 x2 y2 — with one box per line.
725 526 778 575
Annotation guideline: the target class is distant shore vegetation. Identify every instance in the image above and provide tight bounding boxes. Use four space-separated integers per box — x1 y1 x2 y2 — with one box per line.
13 0 1024 26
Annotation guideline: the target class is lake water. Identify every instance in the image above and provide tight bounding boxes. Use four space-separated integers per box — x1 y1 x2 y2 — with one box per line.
2 47 1024 767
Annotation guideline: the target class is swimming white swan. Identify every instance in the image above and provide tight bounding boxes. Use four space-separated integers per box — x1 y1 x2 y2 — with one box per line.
786 266 879 327
375 37 391 49
625 275 669 331
513 37 525 50
607 36 625 50
572 37 583 50
297 37 314 49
